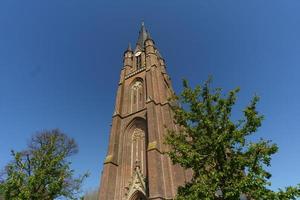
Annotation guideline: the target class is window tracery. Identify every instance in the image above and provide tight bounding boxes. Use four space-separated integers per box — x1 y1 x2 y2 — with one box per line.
132 128 144 141
130 80 144 113
125 126 147 200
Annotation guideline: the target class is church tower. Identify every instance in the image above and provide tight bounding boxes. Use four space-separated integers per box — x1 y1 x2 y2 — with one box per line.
99 23 190 200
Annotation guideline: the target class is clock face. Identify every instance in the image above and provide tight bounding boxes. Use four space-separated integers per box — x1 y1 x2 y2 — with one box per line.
135 51 142 57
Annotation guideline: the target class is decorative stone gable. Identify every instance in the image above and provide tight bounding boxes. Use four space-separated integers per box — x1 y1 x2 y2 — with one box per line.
125 161 147 200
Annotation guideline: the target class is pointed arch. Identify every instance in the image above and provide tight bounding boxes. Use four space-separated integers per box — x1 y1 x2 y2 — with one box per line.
124 117 147 175
124 117 147 133
129 77 145 113
129 190 147 200
120 117 148 199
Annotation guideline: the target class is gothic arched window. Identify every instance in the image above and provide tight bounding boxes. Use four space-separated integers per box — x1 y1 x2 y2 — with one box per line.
136 55 142 69
131 128 145 170
130 80 144 113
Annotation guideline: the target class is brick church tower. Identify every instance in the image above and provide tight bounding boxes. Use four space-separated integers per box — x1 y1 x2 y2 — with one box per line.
99 23 190 200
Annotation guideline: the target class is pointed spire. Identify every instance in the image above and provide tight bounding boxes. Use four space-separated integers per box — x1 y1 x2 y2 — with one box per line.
141 21 146 33
146 31 152 41
124 42 132 54
127 42 132 51
136 21 149 48
156 49 163 58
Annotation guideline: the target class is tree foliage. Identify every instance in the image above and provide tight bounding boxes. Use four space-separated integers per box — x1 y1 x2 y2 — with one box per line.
0 129 88 200
165 78 300 200
0 186 4 200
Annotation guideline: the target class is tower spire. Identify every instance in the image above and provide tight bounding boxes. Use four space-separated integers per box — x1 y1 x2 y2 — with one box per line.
136 21 149 48
146 31 152 41
127 42 132 52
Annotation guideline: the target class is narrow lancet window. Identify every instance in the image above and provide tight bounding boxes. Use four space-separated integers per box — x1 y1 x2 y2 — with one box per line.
130 80 144 113
136 55 142 69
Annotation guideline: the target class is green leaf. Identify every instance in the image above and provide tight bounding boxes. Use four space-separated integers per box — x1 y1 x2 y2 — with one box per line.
165 77 300 200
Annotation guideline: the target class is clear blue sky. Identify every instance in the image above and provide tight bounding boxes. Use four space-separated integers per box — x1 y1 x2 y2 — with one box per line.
0 0 300 195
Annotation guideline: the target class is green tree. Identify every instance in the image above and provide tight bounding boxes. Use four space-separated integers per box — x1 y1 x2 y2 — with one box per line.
165 78 300 200
0 129 88 200
0 185 4 200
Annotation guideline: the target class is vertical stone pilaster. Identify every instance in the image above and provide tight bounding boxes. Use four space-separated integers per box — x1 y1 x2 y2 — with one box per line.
99 163 118 200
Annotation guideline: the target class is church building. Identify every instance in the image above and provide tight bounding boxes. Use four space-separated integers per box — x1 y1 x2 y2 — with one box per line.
98 23 191 200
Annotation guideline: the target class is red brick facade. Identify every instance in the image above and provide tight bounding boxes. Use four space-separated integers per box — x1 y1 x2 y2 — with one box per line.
98 23 191 200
